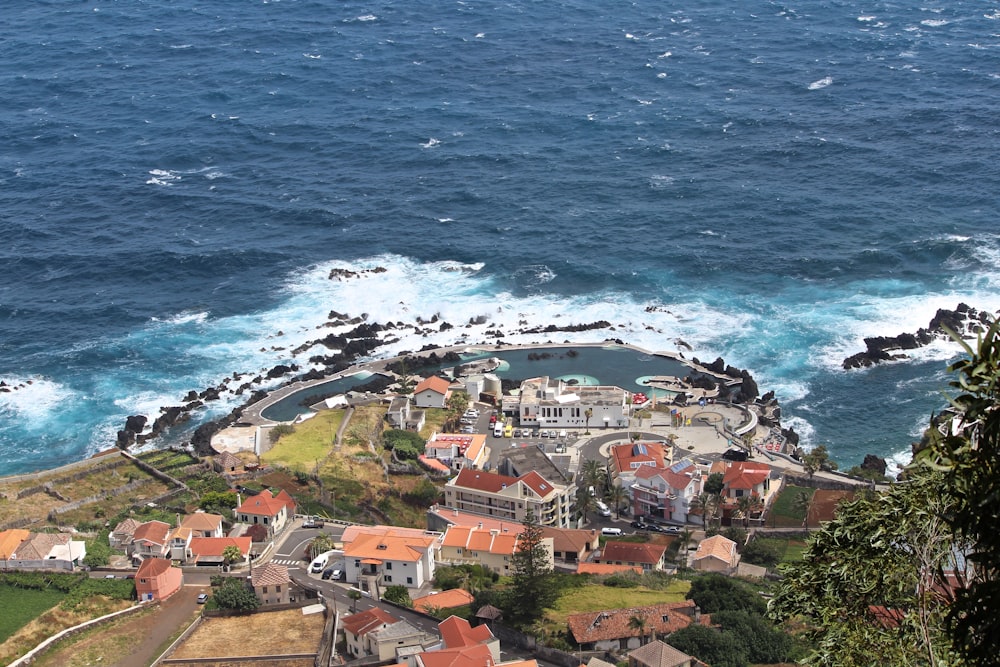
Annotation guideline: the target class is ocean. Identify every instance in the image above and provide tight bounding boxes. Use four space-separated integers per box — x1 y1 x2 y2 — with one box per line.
2 0 999 475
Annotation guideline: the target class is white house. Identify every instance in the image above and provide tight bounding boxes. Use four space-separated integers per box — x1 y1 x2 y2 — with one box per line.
517 377 627 430
413 376 452 409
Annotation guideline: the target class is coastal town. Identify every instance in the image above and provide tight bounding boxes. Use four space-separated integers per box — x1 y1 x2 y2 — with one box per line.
0 343 902 667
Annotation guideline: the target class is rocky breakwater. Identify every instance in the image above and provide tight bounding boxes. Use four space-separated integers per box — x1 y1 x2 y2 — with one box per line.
842 303 992 370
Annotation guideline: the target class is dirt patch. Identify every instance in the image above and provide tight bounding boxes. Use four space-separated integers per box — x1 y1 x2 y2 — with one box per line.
167 608 325 659
808 489 855 525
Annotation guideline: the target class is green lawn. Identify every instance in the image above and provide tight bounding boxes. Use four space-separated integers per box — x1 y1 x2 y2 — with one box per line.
0 584 66 643
767 485 816 528
547 579 691 624
263 410 345 470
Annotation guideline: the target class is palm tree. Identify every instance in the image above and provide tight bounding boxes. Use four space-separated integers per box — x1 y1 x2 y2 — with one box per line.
584 408 593 434
676 528 694 567
582 459 607 497
794 490 812 528
747 492 764 525
307 533 335 561
628 614 649 646
575 486 598 524
222 545 243 571
348 588 363 613
736 495 753 528
605 483 628 519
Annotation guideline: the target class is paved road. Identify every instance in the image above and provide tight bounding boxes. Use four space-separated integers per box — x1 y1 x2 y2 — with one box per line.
114 583 208 667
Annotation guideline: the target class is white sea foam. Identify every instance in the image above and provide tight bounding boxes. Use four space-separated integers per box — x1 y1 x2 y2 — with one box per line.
808 76 833 90
421 138 440 148
0 376 77 422
649 174 674 189
304 53 322 59
357 14 377 22
147 168 181 186
921 19 950 27
857 15 877 22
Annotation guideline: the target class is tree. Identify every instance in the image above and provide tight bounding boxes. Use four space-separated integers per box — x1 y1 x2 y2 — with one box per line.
584 407 593 434
628 615 649 646
712 610 792 664
506 509 557 627
575 486 598 523
348 588 363 612
605 483 628 519
667 624 747 667
83 533 111 568
704 472 725 495
687 573 766 615
792 490 812 528
768 468 964 666
200 490 237 516
222 545 243 570
383 584 413 608
916 315 1000 665
214 577 259 611
307 533 334 561
269 423 294 444
582 459 607 496
802 445 836 479
740 538 780 568
446 390 469 416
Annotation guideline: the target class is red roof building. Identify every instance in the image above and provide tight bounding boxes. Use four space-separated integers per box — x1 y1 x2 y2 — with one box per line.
236 488 295 535
597 541 669 571
135 557 183 602
414 376 453 408
444 468 574 527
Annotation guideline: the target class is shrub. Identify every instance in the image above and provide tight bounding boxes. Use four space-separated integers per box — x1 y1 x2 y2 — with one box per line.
686 573 766 615
383 584 413 608
741 538 782 568
270 424 295 443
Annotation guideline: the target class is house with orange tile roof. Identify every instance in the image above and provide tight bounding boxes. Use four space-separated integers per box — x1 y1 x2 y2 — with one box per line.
424 433 488 472
251 562 291 605
414 376 453 408
0 529 30 560
691 535 739 574
444 468 574 528
436 616 500 663
721 461 774 502
597 541 669 572
235 488 296 536
631 460 703 523
567 601 709 651
343 608 400 658
132 520 172 560
135 557 183 602
167 512 226 561
185 536 252 566
441 524 553 575
416 642 494 667
576 562 643 576
427 506 600 563
342 525 442 590
109 518 141 550
610 442 670 480
412 588 475 614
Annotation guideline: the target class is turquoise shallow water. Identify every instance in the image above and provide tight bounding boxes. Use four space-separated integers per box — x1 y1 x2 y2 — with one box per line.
2 1 1000 474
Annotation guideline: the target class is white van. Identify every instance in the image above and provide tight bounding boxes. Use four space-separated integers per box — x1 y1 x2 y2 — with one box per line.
596 500 612 517
601 527 623 536
493 422 504 438
309 553 329 573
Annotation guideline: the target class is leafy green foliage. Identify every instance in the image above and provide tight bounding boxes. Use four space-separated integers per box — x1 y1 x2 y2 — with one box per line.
686 573 766 615
187 471 231 494
916 316 1000 665
666 624 747 667
602 575 639 588
802 444 837 478
403 478 442 507
384 429 425 460
712 610 792 664
434 564 497 591
83 532 112 567
383 584 413 608
270 423 295 443
769 469 962 666
740 537 781 568
307 534 334 561
61 578 135 610
199 490 237 515
214 576 259 611
0 583 65 643
703 472 724 495
505 509 558 627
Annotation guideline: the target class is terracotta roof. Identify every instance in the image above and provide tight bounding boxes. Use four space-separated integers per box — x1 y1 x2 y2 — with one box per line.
722 462 771 490
133 521 171 546
576 563 643 575
628 640 695 667
501 661 538 667
419 454 452 473
439 615 494 648
567 601 708 644
180 512 224 532
519 470 557 498
215 451 242 469
237 488 295 517
599 541 667 565
610 442 669 474
0 529 30 559
111 518 141 538
342 525 442 543
188 536 251 558
136 557 174 579
344 532 435 563
442 526 520 557
342 607 398 637
451 468 560 498
251 562 290 587
418 644 493 667
428 507 597 555
413 589 475 612
15 533 70 560
415 376 452 395
693 535 737 564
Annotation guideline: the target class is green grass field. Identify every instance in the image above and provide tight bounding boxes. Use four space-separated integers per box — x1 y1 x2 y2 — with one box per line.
767 485 816 527
263 410 345 471
0 584 66 644
547 579 691 624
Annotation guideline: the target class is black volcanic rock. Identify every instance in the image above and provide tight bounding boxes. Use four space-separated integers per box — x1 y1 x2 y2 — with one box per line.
125 415 147 433
843 303 991 369
861 454 887 476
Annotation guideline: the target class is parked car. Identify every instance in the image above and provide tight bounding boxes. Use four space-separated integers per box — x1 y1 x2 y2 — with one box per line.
631 520 647 530
322 567 335 580
664 526 682 533
197 593 209 604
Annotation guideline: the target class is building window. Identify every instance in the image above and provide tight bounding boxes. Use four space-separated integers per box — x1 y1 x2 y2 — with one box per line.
276 585 281 592
407 577 413 584
262 586 268 593
384 575 392 582
386 562 392 570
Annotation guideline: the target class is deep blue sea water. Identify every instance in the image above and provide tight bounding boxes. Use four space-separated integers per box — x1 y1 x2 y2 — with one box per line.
2 0 1000 475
